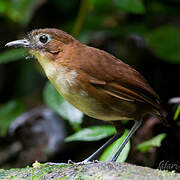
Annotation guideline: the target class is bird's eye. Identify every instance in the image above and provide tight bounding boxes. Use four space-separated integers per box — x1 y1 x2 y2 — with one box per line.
39 34 49 44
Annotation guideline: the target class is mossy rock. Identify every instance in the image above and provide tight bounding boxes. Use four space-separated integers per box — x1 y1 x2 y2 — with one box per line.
0 162 179 180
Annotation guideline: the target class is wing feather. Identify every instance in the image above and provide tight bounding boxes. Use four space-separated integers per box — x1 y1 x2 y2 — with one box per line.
80 46 161 110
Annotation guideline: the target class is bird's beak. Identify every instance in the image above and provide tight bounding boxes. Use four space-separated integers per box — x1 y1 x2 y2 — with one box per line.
5 39 30 48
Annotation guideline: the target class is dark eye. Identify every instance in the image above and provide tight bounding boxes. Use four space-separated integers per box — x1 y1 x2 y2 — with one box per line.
39 34 48 44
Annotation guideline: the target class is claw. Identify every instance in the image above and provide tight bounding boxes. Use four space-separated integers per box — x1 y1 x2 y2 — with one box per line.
68 159 100 165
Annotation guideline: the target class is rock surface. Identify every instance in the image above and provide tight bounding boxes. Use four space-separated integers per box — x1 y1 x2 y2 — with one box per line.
0 162 179 180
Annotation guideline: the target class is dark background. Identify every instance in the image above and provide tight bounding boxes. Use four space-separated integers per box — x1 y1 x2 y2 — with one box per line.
0 0 180 171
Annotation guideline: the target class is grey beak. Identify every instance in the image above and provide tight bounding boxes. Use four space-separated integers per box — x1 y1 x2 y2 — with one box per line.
5 39 30 48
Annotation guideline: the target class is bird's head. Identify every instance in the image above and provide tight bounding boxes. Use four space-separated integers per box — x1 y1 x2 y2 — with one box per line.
5 28 76 61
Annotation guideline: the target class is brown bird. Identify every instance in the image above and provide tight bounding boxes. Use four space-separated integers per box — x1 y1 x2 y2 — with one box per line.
5 28 168 162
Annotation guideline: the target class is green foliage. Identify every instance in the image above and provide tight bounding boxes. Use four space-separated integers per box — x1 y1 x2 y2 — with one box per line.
43 82 64 112
0 1 6 13
137 133 167 153
43 82 83 129
89 0 113 12
0 0 40 25
65 126 116 142
146 26 180 63
114 0 145 14
0 49 26 64
99 129 130 162
89 0 145 14
173 104 180 121
0 100 25 136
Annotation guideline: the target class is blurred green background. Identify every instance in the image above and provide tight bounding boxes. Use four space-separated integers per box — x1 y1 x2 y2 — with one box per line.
0 0 180 171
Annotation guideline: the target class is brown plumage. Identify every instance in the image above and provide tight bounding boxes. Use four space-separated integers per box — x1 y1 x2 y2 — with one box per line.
5 28 168 162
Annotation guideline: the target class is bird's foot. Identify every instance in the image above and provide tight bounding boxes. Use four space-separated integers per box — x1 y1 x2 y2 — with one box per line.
68 159 100 165
44 160 100 166
44 162 68 166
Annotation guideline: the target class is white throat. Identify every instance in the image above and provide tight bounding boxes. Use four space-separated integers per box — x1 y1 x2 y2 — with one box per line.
32 51 78 95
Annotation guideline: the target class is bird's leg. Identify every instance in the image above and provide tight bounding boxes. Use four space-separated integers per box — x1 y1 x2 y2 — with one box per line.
45 132 122 166
46 120 142 165
82 132 123 163
109 120 142 162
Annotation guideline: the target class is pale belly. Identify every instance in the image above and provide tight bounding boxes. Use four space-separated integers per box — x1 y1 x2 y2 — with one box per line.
47 73 133 121
48 72 135 121
51 80 134 121
34 53 134 121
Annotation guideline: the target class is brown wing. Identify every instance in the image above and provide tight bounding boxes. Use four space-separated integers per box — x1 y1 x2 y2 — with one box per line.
79 45 161 110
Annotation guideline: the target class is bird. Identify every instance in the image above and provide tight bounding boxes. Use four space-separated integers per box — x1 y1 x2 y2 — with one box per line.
5 28 168 163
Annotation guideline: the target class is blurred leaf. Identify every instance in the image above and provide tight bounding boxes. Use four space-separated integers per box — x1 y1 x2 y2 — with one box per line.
0 0 44 25
116 140 130 162
65 125 116 142
137 133 167 153
43 82 64 110
99 129 130 162
0 1 6 13
148 1 170 14
88 0 113 12
173 104 180 121
57 101 83 126
0 49 26 64
146 26 180 63
43 82 83 126
114 0 145 14
8 0 37 25
0 100 25 136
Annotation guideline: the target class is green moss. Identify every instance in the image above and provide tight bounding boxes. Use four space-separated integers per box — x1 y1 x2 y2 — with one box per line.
58 177 68 180
0 162 179 180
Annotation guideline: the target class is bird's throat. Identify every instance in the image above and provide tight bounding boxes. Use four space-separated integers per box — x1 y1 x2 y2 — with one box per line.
29 50 78 96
